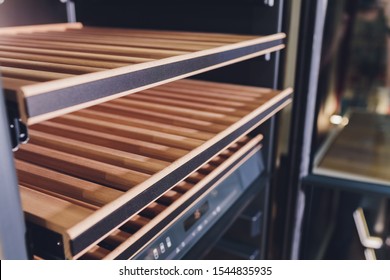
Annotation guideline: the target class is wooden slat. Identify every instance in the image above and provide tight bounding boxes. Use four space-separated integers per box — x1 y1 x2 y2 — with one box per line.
100 229 132 250
16 144 150 191
0 37 188 59
92 102 227 133
72 26 256 43
110 98 240 125
173 181 195 193
28 130 170 174
0 57 105 75
1 77 35 91
80 246 110 260
122 216 150 233
16 160 122 207
153 84 265 102
139 202 167 219
1 66 73 82
157 190 182 206
125 93 250 117
51 114 204 150
32 121 187 161
7 33 221 52
0 45 153 64
44 30 225 47
0 22 83 35
141 88 253 108
73 109 214 141
20 186 93 234
173 79 273 96
0 50 127 69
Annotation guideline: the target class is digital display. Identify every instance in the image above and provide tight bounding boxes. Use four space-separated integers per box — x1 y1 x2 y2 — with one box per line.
184 201 209 231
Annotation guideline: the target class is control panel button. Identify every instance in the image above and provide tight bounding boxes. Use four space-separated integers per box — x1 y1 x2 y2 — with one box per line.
166 237 172 248
160 242 166 254
153 249 159 260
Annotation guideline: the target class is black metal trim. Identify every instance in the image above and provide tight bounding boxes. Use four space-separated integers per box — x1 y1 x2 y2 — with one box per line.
115 144 260 260
283 0 327 259
70 93 291 256
302 175 390 197
25 39 283 119
5 99 29 151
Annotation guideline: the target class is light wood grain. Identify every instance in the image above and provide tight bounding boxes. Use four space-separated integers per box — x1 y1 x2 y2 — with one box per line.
100 229 132 250
122 215 151 233
173 79 273 96
0 22 83 35
80 246 110 260
44 30 225 46
8 32 221 52
0 50 127 69
0 57 105 75
1 77 35 91
124 93 250 117
152 84 265 102
1 66 73 82
73 108 214 141
52 114 204 150
16 144 150 191
143 202 168 218
19 185 93 234
173 181 195 193
32 121 187 161
157 190 182 206
141 88 253 108
73 26 257 43
110 98 240 125
28 130 170 174
92 102 227 133
16 160 122 207
0 37 188 59
0 45 153 64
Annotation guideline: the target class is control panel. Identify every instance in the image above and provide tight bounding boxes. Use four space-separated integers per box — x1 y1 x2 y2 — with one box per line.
134 148 264 260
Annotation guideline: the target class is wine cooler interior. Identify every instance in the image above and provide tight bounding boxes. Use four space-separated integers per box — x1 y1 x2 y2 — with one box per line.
0 0 291 260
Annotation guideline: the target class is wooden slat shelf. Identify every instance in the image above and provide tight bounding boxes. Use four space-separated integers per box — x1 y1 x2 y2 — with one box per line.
314 111 390 186
0 23 285 125
15 78 292 259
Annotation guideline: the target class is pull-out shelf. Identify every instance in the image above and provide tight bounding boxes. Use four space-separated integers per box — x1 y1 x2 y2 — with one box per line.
313 111 390 188
28 134 264 260
0 23 285 125
15 79 292 259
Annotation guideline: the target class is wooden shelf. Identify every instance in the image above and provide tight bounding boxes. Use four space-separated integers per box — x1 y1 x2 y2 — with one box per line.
0 23 285 125
314 110 390 186
15 78 292 259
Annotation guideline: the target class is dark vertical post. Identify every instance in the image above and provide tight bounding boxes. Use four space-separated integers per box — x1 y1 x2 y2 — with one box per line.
284 0 328 259
0 79 28 259
260 0 285 260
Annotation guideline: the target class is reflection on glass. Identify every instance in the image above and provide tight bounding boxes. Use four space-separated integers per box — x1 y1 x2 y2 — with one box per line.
343 0 389 114
310 0 390 260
